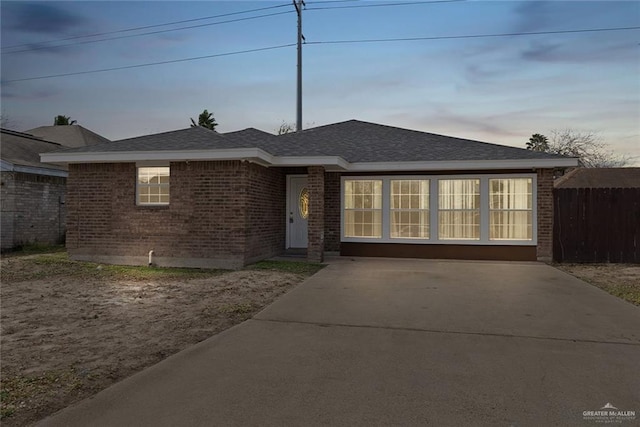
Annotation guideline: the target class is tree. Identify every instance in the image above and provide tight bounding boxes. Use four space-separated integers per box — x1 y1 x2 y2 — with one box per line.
190 109 217 131
54 115 77 125
276 121 295 135
526 133 549 152
526 130 632 168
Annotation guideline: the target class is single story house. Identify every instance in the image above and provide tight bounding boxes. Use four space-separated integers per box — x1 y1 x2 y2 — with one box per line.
1 129 68 250
41 120 578 268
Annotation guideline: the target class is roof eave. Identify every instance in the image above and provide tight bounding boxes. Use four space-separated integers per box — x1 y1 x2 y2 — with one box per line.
40 150 578 171
348 158 579 171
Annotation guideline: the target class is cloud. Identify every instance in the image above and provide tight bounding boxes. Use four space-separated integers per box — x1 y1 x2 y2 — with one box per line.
3 2 86 35
519 39 638 64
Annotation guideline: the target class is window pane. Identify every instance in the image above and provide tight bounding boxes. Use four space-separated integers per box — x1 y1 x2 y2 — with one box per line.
438 211 480 240
490 211 532 240
439 179 480 210
489 178 532 240
344 180 381 210
391 211 429 238
137 167 170 205
390 179 430 239
344 210 382 238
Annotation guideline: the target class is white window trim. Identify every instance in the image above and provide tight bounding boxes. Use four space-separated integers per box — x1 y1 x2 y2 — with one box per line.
341 174 537 246
136 164 170 206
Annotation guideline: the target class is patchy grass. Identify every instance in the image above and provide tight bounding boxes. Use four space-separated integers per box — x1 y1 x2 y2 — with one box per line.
0 252 224 283
0 250 323 426
554 263 640 306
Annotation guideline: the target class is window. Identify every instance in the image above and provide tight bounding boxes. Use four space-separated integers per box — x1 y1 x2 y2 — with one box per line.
438 179 480 240
390 179 429 239
489 178 533 240
137 167 170 205
344 179 382 238
340 175 536 245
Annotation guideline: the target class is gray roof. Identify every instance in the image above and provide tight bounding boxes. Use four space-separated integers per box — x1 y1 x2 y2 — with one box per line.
39 119 572 163
26 124 111 148
555 168 640 189
1 129 67 171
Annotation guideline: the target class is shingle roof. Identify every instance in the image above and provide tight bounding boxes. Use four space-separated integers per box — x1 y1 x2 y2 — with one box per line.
26 124 111 148
555 168 640 188
39 119 573 163
1 129 67 171
273 120 569 162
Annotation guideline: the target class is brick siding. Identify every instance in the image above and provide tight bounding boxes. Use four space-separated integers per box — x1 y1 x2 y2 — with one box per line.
536 168 554 261
307 166 325 262
323 172 341 252
1 171 66 250
67 161 284 269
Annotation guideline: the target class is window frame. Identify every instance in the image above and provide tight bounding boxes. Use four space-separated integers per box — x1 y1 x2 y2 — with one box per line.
343 179 383 239
390 179 430 240
136 164 170 206
340 174 537 246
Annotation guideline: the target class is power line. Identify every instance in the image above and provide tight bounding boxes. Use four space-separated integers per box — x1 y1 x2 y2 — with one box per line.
2 11 294 55
5 26 637 83
3 43 296 83
306 26 640 44
1 3 291 51
306 0 467 11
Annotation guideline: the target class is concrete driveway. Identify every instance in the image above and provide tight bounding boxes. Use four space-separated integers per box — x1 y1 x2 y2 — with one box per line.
41 258 640 427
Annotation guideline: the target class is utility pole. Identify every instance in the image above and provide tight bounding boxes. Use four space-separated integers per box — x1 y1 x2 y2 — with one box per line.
294 0 305 132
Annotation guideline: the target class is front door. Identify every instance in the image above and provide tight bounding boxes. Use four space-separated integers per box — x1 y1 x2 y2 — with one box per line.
288 175 309 248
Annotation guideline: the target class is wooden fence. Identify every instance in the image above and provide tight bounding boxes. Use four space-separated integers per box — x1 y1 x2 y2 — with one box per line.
553 188 640 263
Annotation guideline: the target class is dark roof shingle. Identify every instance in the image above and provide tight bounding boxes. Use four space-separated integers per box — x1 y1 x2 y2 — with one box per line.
38 119 574 163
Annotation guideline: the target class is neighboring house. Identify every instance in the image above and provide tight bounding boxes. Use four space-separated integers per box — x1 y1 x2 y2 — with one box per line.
1 129 68 250
26 124 111 148
41 120 577 268
554 167 640 263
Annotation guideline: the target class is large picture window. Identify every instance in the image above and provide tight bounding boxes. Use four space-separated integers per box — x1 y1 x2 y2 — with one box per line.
489 178 533 240
390 179 429 239
137 167 170 205
438 179 480 240
341 175 535 245
344 179 382 238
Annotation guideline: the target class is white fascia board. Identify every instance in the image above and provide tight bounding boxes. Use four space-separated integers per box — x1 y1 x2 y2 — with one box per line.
1 159 14 172
273 156 350 170
348 158 579 172
40 148 275 165
1 159 67 177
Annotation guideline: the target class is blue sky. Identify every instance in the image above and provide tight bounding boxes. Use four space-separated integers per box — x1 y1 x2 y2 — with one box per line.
1 1 639 161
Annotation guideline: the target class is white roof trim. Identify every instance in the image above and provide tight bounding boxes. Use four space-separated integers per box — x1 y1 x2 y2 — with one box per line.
1 159 68 177
41 148 275 165
41 149 578 171
348 158 579 171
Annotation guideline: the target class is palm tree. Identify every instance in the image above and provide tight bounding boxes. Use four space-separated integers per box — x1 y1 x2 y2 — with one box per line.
526 133 549 152
190 109 217 131
53 115 77 125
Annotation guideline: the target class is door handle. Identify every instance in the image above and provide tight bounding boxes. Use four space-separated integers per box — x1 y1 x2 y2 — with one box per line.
289 216 294 223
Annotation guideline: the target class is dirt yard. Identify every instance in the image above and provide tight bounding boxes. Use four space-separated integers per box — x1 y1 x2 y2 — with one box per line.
0 252 322 426
554 263 640 306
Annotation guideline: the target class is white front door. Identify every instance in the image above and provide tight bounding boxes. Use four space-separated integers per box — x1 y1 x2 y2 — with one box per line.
288 175 309 248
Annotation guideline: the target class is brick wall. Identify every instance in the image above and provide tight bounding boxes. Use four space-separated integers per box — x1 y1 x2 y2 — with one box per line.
245 163 286 263
536 168 554 261
307 166 325 262
67 161 285 269
1 171 66 250
324 172 341 252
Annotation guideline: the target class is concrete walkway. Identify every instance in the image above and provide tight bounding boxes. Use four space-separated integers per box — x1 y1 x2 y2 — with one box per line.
40 258 640 426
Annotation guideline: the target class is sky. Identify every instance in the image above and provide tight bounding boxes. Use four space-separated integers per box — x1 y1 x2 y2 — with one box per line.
1 1 639 162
